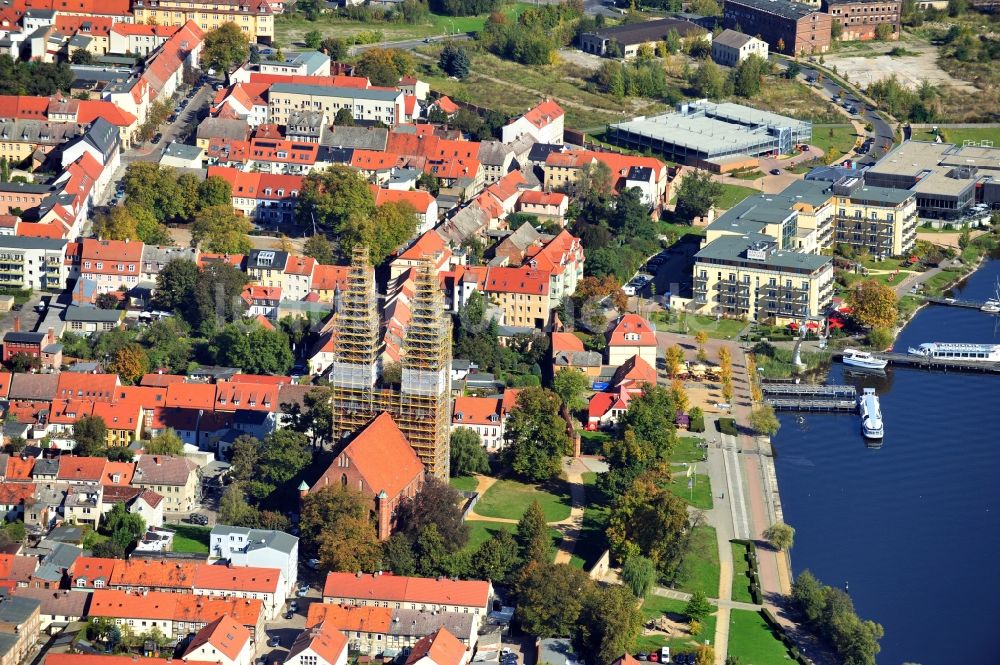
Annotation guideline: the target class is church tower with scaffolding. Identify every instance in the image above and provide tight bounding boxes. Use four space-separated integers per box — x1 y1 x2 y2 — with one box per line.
329 247 452 478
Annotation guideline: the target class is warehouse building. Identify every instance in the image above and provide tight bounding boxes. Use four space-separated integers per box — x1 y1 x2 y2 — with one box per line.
606 101 811 168
865 141 1000 220
711 29 769 66
821 0 901 41
722 0 831 55
579 18 709 59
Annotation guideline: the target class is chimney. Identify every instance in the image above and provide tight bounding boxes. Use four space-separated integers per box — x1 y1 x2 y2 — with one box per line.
13 315 19 332
48 328 55 344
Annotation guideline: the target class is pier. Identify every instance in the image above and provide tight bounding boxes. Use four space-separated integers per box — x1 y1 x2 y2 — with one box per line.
834 351 1000 374
765 398 858 412
762 384 857 398
923 296 989 310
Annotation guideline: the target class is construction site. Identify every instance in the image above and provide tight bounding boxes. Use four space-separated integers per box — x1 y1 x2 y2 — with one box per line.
329 246 453 479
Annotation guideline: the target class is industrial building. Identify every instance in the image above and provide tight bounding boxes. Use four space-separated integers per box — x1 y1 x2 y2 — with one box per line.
864 141 1000 220
722 0 832 55
711 29 769 66
578 18 709 59
821 0 901 41
329 247 452 478
606 101 811 168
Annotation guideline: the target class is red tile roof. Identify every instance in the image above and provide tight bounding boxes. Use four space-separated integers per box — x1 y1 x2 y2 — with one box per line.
290 621 349 665
173 594 264 629
141 374 187 388
0 95 49 120
405 628 467 665
45 657 216 665
0 554 37 584
0 372 10 399
451 396 502 426
484 266 550 296
306 603 392 631
24 0 132 14
102 462 136 487
55 372 119 401
88 588 178 620
311 264 350 292
434 96 459 114
73 557 117 587
183 614 251 662
0 482 34 506
111 23 181 37
607 314 657 347
108 558 199 590
519 190 567 207
214 382 279 412
517 99 564 130
164 382 217 410
193 564 281 594
4 455 34 481
57 456 108 483
323 572 491 608
550 332 584 354
610 354 657 387
370 185 434 215
397 230 448 262
81 238 143 264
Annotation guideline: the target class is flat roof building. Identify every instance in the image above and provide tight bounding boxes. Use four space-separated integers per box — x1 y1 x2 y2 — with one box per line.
607 101 811 165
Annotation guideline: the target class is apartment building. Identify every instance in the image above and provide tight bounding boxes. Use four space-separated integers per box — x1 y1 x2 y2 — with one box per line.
267 84 403 127
451 395 512 451
322 572 493 616
482 267 552 330
132 455 200 513
79 239 143 294
723 0 831 55
829 176 917 257
109 23 180 57
132 0 276 44
207 166 302 227
0 236 67 291
306 604 478 657
822 0 901 41
693 233 834 323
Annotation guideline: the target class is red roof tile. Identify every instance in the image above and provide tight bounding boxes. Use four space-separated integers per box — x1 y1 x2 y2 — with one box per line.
405 627 467 665
57 456 107 483
193 565 281 594
183 614 251 662
323 572 491 608
306 603 392 631
607 314 657 347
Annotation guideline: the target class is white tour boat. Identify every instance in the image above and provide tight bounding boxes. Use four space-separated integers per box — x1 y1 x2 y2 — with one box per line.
841 348 889 370
907 342 1000 362
858 388 883 440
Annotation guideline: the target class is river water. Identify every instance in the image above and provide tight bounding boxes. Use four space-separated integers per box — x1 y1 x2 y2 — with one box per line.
772 257 1000 665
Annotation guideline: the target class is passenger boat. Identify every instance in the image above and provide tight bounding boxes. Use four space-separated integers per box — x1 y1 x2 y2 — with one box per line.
981 300 1000 314
906 342 1000 362
858 388 883 440
841 348 889 370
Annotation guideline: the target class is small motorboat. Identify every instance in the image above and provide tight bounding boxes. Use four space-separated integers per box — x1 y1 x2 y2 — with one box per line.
841 348 889 370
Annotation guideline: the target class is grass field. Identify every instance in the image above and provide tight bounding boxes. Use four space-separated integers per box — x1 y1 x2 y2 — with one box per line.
912 126 1000 146
670 437 706 464
671 525 720 597
473 478 572 522
636 594 718 653
668 473 713 510
727 610 793 663
650 311 747 340
579 430 611 455
811 124 861 157
716 184 758 211
730 543 755 604
170 524 211 554
922 267 968 297
463 521 562 555
449 476 478 493
570 473 610 570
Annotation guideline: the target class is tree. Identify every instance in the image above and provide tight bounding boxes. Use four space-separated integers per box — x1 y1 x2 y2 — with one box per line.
684 590 713 622
396 477 469 552
576 584 644 665
413 523 451 576
763 521 795 551
503 387 571 481
74 415 108 457
517 563 595 637
691 60 727 98
450 428 490 476
202 23 250 79
731 54 768 98
209 322 294 375
470 529 521 583
354 48 413 86
198 176 233 208
321 37 347 60
303 234 334 264
7 352 40 373
91 540 126 559
108 343 149 385
297 165 377 247
621 555 657 599
2 521 26 544
333 108 355 126
749 405 781 437
95 292 120 310
301 485 372 550
304 29 323 50
383 532 417 576
695 645 716 665
664 344 685 378
301 486 382 572
342 200 418 265
94 206 139 241
553 368 589 411
785 60 802 79
141 317 194 374
191 205 252 254
867 327 893 351
848 279 898 330
71 48 95 64
516 500 550 565
675 170 724 221
439 42 471 78
218 484 261 527
154 259 199 313
874 22 895 40
145 429 184 455
607 470 689 573
104 501 146 548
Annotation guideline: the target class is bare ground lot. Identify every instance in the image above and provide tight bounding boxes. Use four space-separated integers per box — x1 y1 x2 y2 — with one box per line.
823 42 978 93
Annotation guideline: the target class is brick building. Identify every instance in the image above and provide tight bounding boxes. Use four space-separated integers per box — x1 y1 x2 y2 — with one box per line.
821 0 900 41
723 0 832 55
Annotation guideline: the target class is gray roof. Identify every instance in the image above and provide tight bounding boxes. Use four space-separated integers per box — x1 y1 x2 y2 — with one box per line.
211 525 298 555
320 125 388 151
8 374 59 401
11 588 90 619
537 639 581 665
0 119 80 146
25 8 56 18
197 117 250 142
83 117 119 159
32 458 59 477
0 634 17 659
713 29 756 49
269 83 401 102
0 181 54 195
477 141 513 167
0 596 40 625
0 236 65 252
247 248 289 270
34 543 82 582
584 17 706 45
162 142 204 161
724 0 820 19
695 232 831 272
292 50 330 73
388 608 475 638
64 305 124 323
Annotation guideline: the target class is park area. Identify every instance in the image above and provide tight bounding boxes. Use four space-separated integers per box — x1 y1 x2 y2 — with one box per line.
170 524 211 554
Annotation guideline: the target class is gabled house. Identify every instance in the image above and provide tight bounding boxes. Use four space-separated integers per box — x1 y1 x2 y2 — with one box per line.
404 628 469 665
605 314 658 367
182 614 254 665
285 621 349 665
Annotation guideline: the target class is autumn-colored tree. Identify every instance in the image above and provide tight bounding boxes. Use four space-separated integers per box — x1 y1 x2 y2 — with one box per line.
722 379 734 404
301 486 381 572
93 206 138 240
848 279 898 330
191 205 252 254
664 344 685 378
109 343 149 385
695 330 708 362
574 275 629 312
718 345 732 371
669 378 689 415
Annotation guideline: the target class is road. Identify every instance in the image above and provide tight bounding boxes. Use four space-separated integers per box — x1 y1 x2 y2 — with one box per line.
349 32 471 55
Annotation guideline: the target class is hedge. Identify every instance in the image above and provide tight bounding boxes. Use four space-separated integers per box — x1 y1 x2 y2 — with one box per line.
689 412 705 432
719 418 738 436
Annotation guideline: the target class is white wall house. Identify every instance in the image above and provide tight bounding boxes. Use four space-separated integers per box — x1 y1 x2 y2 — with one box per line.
210 525 299 596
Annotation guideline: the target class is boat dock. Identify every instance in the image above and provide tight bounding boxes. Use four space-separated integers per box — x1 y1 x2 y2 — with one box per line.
763 383 858 411
834 351 1000 374
923 297 988 310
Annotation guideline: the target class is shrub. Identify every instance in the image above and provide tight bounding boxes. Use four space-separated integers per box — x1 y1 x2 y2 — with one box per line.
719 418 737 436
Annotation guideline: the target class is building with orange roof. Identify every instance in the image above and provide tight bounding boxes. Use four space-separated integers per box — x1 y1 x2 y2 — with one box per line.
307 412 424 540
53 14 112 56
305 603 478 656
587 387 640 429
0 372 10 400
44 656 217 665
0 482 35 521
173 595 265 645
502 99 564 145
164 382 216 410
133 0 275 44
451 395 510 451
102 462 135 487
91 400 144 447
390 230 452 281
141 374 186 388
0 554 37 588
80 239 144 294
242 284 282 320
404 628 469 665
3 455 34 481
214 382 279 413
72 556 118 589
550 332 602 378
106 558 198 593
55 372 119 402
605 314 658 367
207 166 304 227
431 96 459 116
482 266 552 329
309 264 350 303
286 621 349 665
370 185 438 233
109 22 181 57
322 572 492 616
192 564 285 620
517 189 568 224
543 149 668 208
57 456 107 485
182 614 254 665
44 399 95 449
23 0 131 17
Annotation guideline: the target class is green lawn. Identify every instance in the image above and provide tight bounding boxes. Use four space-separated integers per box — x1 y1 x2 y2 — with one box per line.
449 475 479 493
921 267 969 297
727 610 793 663
671 525 720 597
730 543 755 604
811 124 861 157
670 437 706 464
170 524 211 554
716 184 758 211
570 473 610 570
637 594 718 653
912 126 1000 146
650 311 747 340
473 478 572 522
579 430 611 456
668 473 713 511
463 521 562 556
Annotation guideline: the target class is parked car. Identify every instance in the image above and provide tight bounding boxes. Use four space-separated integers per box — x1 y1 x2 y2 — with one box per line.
187 513 208 525
306 558 320 570
267 636 280 647
297 585 310 596
769 168 782 176
151 133 162 144
284 610 294 620
289 601 298 611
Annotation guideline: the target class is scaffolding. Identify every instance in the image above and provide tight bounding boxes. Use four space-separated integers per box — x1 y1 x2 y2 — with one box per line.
330 249 452 479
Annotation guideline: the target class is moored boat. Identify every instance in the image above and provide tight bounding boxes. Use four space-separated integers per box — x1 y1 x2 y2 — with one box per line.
858 388 883 439
907 342 1000 362
841 348 889 370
